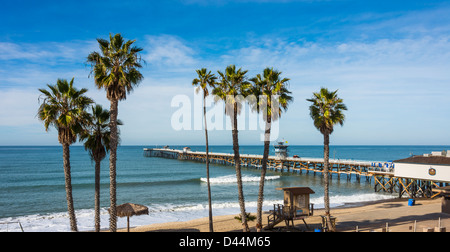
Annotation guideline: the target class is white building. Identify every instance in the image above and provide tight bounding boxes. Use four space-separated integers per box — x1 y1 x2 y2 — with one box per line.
394 154 450 183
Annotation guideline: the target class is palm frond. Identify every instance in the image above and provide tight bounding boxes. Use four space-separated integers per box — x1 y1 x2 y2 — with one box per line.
37 78 93 145
213 65 250 116
249 67 292 122
192 68 217 98
80 104 121 161
87 33 144 101
307 87 347 135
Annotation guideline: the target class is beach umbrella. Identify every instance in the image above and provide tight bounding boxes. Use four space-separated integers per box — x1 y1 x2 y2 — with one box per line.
111 203 149 232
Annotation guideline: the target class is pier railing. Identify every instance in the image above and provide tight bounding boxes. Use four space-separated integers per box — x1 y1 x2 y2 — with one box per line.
143 148 445 199
144 148 375 181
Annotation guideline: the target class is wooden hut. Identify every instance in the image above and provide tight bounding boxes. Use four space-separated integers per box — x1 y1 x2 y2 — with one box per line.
267 187 315 229
277 187 315 217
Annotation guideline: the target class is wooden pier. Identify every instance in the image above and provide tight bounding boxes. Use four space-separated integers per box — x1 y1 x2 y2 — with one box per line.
144 148 375 182
143 148 448 199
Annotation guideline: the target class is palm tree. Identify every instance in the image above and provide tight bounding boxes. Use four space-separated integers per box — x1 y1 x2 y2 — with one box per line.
86 33 144 232
306 88 347 232
249 67 292 231
192 68 217 232
80 104 122 232
37 78 93 232
212 65 251 232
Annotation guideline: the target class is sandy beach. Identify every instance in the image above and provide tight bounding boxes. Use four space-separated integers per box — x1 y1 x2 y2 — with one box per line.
119 198 449 232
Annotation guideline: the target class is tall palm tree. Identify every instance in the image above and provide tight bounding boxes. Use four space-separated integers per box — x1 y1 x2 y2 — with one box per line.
192 68 217 232
37 78 93 232
212 65 251 232
306 88 347 232
249 67 292 231
86 33 144 232
80 104 122 232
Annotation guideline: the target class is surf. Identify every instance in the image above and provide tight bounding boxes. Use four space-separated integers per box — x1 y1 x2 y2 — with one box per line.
200 174 281 184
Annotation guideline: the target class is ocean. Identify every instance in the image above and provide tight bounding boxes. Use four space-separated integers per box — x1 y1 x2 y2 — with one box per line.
0 145 448 232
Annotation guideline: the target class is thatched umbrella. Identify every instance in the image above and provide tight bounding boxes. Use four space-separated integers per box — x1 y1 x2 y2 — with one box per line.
111 203 149 232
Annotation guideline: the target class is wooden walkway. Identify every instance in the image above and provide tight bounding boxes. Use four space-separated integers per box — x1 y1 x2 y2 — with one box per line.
144 148 450 198
144 148 376 182
143 148 446 198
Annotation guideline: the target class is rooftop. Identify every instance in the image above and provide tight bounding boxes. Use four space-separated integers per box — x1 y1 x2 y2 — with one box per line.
394 155 450 165
276 187 315 195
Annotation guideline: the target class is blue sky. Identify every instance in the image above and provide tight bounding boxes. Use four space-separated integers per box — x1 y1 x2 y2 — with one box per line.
1 0 450 146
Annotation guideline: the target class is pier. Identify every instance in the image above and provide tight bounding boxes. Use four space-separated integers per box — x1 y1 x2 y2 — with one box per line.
143 148 449 199
144 148 375 182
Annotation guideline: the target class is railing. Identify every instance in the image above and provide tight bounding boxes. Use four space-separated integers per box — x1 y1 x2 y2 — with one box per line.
368 162 395 175
267 204 284 228
0 221 24 232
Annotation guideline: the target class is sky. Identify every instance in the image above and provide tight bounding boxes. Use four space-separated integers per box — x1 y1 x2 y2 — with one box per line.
1 0 450 146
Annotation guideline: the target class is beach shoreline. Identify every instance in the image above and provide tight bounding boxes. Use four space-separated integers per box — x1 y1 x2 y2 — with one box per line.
114 198 449 232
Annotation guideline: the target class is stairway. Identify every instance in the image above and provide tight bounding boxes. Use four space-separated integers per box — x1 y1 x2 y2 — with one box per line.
266 204 285 229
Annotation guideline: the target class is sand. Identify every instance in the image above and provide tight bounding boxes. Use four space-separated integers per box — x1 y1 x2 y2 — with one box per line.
118 198 449 232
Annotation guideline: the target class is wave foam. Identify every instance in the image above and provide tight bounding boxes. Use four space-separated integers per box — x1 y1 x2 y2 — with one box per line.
0 192 396 232
200 175 280 184
311 193 396 208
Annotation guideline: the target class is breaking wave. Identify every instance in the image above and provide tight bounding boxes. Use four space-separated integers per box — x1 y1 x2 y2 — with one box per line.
200 174 280 184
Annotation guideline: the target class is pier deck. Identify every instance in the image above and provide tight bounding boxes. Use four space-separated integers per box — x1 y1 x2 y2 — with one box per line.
144 148 447 199
144 148 377 182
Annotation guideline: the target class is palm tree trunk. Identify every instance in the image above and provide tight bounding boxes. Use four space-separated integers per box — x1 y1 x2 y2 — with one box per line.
232 103 249 232
62 143 78 232
323 133 335 231
109 99 119 232
256 117 271 232
94 158 101 232
203 94 214 232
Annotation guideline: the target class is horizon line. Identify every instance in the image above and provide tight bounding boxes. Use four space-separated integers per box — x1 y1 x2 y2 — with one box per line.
1 144 449 147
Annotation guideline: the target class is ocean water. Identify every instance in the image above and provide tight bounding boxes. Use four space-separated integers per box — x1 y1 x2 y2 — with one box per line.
0 145 448 232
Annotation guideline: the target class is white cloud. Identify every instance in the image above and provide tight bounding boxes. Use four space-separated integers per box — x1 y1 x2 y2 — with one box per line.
0 42 51 60
0 41 98 63
0 88 41 126
2 31 450 145
219 36 450 98
144 35 197 67
217 35 450 144
223 35 450 70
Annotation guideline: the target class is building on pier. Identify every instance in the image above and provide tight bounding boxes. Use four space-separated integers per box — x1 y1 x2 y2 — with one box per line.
143 148 450 199
274 140 289 159
370 151 450 198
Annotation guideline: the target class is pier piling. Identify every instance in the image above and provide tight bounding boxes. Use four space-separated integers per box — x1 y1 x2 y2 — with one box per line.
143 148 445 199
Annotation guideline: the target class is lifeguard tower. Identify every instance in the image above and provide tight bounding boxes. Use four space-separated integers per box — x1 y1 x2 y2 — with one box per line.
182 147 191 153
274 140 289 159
266 187 315 230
